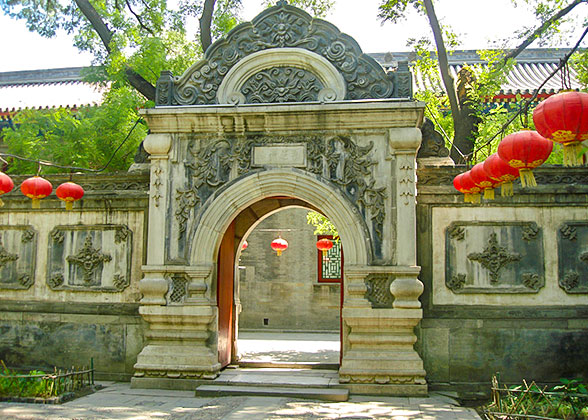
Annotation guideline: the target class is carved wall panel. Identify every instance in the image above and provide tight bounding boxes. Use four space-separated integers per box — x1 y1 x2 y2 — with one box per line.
558 222 588 294
445 222 544 293
364 274 394 308
168 133 386 263
0 226 37 290
46 225 132 292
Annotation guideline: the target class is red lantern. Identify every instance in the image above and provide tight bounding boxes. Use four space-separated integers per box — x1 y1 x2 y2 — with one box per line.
241 240 248 251
533 91 588 166
270 237 288 256
460 171 482 204
56 182 84 210
316 238 333 255
470 162 500 200
497 130 553 188
483 153 520 197
0 172 14 207
453 173 470 203
20 176 53 209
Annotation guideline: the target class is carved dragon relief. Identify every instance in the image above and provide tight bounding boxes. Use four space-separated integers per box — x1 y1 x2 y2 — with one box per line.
156 1 409 105
0 227 37 290
175 134 386 240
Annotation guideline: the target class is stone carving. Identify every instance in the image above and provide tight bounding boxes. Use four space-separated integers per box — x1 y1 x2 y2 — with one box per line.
522 273 541 290
398 156 415 206
339 374 426 385
446 222 544 293
521 223 539 241
152 162 163 207
67 235 112 284
51 230 65 244
0 227 37 290
48 273 64 288
21 229 34 243
0 237 18 268
560 224 577 241
156 1 409 105
241 67 324 103
446 273 466 291
113 274 130 291
115 226 132 244
417 118 450 158
468 233 521 283
447 225 465 241
557 222 588 294
168 274 190 304
47 226 132 292
364 274 394 308
559 272 579 292
177 134 386 238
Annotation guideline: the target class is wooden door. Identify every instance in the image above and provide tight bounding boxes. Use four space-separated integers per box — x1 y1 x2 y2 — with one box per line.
217 221 235 368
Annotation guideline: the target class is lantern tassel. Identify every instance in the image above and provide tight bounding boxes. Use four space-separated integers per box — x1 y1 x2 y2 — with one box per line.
501 182 514 197
32 198 40 209
65 201 73 211
277 250 282 256
483 188 495 200
464 193 471 203
563 143 584 167
0 198 3 207
471 193 481 204
519 169 537 188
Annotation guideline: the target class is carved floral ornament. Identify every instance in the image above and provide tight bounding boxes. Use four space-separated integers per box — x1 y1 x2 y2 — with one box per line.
155 1 411 106
175 134 386 239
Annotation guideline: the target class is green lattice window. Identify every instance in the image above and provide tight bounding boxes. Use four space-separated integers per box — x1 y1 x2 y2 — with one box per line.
317 235 343 283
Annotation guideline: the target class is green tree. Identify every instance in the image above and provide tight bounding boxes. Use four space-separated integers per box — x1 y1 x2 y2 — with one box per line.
3 86 147 174
378 0 588 164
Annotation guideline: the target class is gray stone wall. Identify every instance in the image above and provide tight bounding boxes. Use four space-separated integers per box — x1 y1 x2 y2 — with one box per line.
416 165 588 397
0 172 149 380
238 208 340 332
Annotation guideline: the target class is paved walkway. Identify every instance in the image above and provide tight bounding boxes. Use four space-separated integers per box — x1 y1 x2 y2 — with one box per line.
0 381 482 419
237 331 340 364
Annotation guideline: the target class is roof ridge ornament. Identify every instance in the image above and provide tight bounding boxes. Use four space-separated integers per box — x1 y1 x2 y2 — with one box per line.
155 2 412 106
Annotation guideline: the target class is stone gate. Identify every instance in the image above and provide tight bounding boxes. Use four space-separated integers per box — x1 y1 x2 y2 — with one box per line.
132 1 427 395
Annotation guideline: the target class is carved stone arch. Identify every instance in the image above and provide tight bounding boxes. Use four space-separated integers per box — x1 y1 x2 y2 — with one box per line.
155 1 412 106
189 169 372 267
217 48 346 104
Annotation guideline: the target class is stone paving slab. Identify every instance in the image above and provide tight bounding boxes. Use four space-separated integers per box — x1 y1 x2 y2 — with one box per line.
0 381 482 419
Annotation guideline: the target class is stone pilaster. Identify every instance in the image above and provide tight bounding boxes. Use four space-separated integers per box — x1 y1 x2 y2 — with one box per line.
131 305 220 389
340 266 426 395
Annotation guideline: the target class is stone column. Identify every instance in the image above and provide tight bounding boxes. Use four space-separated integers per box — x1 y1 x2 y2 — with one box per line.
139 133 172 305
340 266 427 396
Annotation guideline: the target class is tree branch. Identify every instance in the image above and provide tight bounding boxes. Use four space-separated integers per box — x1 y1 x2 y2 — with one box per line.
73 0 156 100
422 0 460 119
501 0 587 64
199 0 217 52
125 0 155 36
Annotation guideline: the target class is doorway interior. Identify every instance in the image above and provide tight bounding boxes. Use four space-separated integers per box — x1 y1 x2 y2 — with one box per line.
216 202 342 369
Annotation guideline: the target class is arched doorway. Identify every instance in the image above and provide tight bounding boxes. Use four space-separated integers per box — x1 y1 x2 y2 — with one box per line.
215 199 343 368
132 1 427 395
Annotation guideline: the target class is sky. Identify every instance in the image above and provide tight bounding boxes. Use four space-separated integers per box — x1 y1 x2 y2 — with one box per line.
0 0 585 72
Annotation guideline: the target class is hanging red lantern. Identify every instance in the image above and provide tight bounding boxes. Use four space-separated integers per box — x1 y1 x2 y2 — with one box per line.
459 171 482 204
0 172 14 207
533 91 588 166
316 238 334 255
453 173 471 203
497 130 553 188
483 153 520 197
270 237 288 256
20 176 53 209
56 182 84 210
241 240 248 251
470 162 500 200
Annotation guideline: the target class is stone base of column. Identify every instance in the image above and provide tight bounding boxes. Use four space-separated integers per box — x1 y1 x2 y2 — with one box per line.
339 307 427 396
132 305 220 389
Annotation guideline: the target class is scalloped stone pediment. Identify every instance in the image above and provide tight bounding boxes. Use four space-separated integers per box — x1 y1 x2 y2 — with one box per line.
155 1 412 106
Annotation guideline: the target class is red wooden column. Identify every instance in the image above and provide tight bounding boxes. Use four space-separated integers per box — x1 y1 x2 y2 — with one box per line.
217 221 236 368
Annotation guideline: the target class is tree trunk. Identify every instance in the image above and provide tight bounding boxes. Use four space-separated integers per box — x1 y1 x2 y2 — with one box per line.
450 68 481 164
200 0 217 52
74 0 156 101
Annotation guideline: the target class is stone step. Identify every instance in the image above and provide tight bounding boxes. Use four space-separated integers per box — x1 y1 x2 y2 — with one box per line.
237 361 339 370
195 384 349 402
